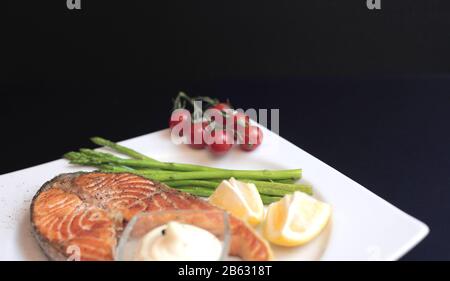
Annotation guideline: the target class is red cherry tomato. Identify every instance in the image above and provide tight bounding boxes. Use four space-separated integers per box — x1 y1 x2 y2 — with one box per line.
201 120 212 128
233 112 250 130
188 122 207 149
211 103 231 112
169 110 191 137
239 126 263 151
207 107 233 129
208 130 233 154
169 110 191 130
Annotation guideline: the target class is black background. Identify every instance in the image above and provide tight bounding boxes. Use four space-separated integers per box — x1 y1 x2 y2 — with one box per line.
2 1 450 260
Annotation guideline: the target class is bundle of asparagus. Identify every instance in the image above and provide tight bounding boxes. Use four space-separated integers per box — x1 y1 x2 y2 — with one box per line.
63 137 311 204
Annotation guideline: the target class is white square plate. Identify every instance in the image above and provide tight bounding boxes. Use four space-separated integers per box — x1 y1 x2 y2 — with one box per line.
0 128 429 260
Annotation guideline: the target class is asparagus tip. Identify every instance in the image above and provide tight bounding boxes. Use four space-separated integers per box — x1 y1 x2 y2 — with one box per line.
63 151 78 160
90 136 109 146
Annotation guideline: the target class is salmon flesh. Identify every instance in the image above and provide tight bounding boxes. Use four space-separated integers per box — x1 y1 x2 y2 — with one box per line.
30 172 272 261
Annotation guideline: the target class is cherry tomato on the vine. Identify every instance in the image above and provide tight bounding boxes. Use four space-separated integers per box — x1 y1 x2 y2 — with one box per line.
169 109 191 136
188 121 208 149
211 103 232 112
207 130 233 155
239 126 263 151
169 110 190 129
233 112 250 130
206 107 233 129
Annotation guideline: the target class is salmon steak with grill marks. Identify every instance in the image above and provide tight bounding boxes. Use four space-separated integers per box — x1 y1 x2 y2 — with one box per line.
30 172 273 261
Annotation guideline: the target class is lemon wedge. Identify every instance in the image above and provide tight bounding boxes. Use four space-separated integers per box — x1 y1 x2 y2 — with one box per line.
209 177 264 226
263 191 331 246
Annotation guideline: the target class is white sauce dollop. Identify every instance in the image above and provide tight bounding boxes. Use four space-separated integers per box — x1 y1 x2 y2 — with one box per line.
134 221 222 261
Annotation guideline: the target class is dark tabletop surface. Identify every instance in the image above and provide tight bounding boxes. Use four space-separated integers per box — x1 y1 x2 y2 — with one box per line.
2 0 450 260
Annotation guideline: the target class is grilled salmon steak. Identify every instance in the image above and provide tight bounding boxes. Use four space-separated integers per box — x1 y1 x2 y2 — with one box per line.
31 172 272 261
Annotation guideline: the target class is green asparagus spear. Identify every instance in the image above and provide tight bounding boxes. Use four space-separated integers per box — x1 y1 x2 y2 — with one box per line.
90 137 158 162
100 168 301 181
72 149 227 172
174 186 282 205
67 150 303 179
163 179 312 196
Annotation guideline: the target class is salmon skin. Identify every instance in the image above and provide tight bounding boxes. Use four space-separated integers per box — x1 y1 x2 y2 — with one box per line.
31 172 272 261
